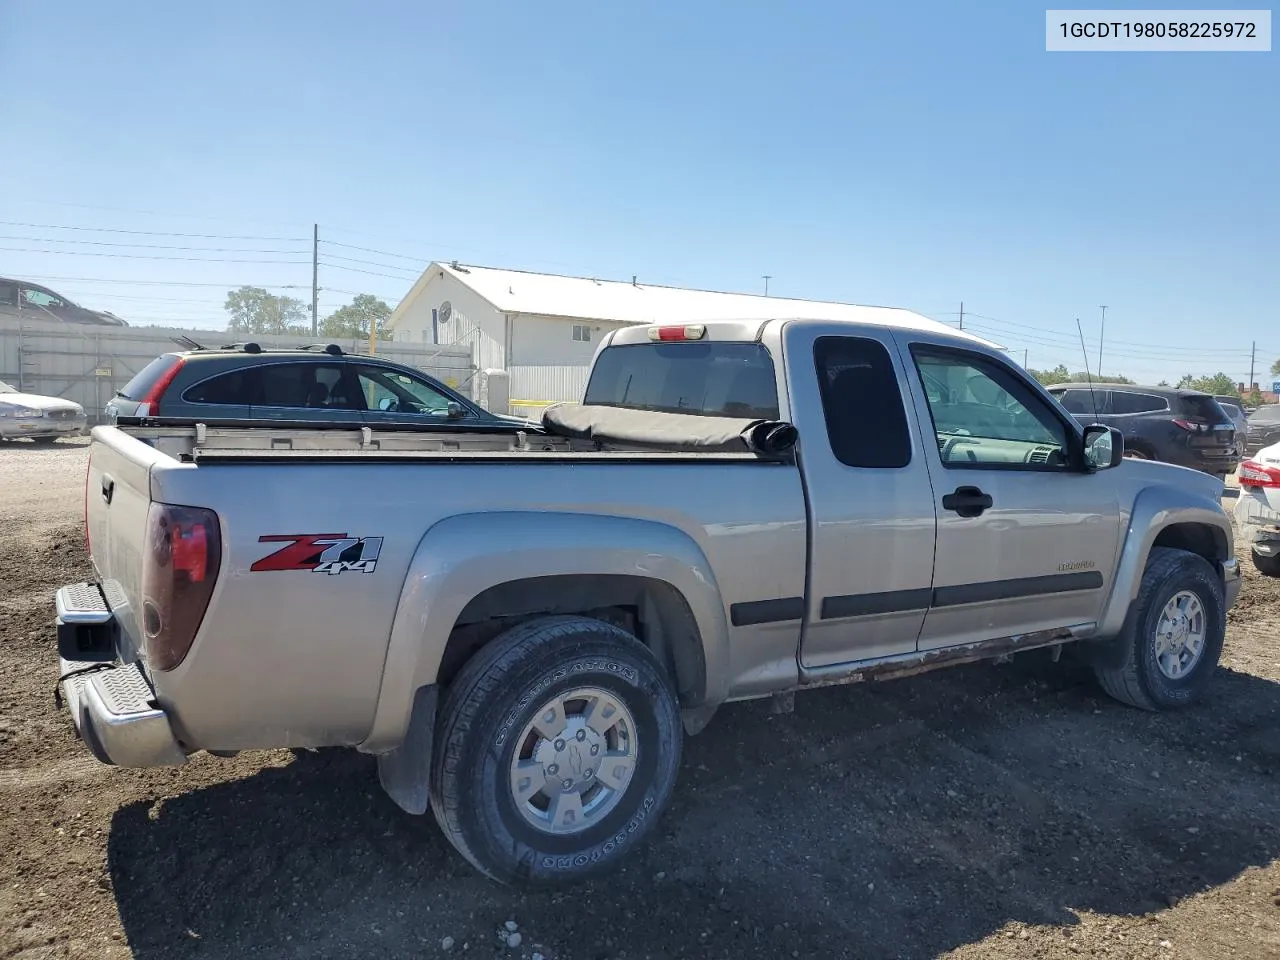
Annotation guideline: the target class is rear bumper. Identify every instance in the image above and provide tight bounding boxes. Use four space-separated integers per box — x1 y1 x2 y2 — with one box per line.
55 583 186 768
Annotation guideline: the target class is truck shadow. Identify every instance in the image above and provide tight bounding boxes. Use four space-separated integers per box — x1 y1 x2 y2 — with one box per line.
107 656 1280 960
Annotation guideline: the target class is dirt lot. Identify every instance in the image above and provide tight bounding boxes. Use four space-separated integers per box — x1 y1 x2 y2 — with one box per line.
2 441 1278 960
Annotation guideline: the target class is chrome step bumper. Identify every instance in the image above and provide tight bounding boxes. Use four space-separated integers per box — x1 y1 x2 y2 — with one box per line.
55 584 187 768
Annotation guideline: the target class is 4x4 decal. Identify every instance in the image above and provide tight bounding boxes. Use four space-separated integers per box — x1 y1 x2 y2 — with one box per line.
250 534 383 575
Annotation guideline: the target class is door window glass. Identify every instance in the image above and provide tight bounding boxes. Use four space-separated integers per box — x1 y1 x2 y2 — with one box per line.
255 363 356 409
912 348 1071 469
21 287 65 308
1110 391 1168 414
813 336 911 468
184 369 258 406
354 364 459 416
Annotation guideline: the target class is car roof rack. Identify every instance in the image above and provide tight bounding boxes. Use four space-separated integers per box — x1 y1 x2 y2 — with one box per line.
297 343 344 356
218 341 263 354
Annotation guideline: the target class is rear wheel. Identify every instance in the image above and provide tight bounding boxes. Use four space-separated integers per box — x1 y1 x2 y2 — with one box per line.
1092 547 1225 710
1252 549 1280 577
429 615 683 884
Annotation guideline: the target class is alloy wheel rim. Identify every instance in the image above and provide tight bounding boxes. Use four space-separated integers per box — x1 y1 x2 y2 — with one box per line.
1154 590 1207 680
508 686 638 835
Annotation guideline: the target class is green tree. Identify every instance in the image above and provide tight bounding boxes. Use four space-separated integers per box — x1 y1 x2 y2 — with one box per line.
1271 357 1280 376
320 293 391 340
1029 364 1070 385
224 286 308 335
1029 364 1133 386
1247 388 1265 407
1179 373 1239 397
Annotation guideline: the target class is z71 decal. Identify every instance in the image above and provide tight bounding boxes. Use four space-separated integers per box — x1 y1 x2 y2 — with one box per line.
250 534 384 575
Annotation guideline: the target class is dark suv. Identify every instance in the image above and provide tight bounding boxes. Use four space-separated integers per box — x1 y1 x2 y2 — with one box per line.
1045 383 1239 477
105 342 522 429
1245 404 1280 454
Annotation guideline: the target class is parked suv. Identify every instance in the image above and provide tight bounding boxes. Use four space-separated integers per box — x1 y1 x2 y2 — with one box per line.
104 342 522 429
1046 383 1238 476
1213 395 1249 451
1244 404 1280 454
0 277 128 326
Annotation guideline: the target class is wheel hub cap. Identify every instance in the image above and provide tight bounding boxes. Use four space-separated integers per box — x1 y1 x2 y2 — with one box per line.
1154 590 1207 680
509 686 638 835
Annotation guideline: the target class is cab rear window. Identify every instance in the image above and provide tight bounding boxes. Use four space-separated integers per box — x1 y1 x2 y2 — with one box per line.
118 355 182 401
583 342 780 419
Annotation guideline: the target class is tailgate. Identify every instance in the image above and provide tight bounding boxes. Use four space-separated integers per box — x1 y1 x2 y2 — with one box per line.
85 425 169 659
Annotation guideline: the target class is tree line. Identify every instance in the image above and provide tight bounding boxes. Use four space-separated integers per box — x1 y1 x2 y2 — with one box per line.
223 286 391 340
1028 363 1267 405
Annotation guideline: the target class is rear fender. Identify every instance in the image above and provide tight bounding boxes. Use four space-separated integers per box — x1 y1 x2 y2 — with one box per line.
1095 485 1232 638
359 511 730 753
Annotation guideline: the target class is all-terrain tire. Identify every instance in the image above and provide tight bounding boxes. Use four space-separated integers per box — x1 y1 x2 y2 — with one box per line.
429 615 682 885
1091 547 1225 711
1251 548 1280 577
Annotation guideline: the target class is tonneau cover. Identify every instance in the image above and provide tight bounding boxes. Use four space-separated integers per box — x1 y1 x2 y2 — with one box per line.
541 403 798 459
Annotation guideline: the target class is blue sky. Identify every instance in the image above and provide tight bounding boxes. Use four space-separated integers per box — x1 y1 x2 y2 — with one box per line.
0 1 1276 385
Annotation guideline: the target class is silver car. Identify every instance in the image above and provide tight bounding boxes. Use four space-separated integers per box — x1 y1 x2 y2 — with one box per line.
0 380 88 442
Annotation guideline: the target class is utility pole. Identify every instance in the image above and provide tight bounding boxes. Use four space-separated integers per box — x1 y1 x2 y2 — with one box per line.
311 224 319 336
958 301 964 330
1098 305 1107 376
1024 349 1029 368
763 275 771 296
1249 341 1256 390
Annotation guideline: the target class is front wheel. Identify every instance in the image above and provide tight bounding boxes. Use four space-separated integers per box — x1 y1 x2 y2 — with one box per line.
1092 547 1225 710
429 615 683 884
1253 548 1280 577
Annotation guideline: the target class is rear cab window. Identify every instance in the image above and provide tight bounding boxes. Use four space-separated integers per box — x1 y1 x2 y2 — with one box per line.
118 355 183 401
584 341 780 419
813 336 911 468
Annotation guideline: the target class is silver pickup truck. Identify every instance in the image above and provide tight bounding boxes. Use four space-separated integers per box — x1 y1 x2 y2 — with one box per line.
55 311 1241 885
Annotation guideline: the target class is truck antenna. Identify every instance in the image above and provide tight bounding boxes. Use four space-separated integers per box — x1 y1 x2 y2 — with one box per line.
1075 317 1099 419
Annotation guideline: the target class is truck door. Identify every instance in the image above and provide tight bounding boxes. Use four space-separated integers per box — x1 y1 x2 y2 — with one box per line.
896 336 1123 650
781 323 938 669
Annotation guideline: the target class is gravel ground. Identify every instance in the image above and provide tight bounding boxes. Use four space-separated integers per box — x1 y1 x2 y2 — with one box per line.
2 439 1278 960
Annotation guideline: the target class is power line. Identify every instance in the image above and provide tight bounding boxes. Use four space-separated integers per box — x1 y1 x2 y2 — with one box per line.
0 246 310 264
320 251 422 273
318 259 420 281
0 234 309 254
0 219 307 241
321 239 432 262
952 313 1255 357
16 274 310 288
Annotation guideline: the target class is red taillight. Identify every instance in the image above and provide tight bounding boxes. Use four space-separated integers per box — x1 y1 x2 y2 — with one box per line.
648 324 707 342
137 357 185 417
1172 418 1209 434
141 503 221 671
1238 460 1280 488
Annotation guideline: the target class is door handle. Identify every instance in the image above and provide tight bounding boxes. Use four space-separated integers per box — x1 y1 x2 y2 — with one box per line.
101 475 115 505
942 485 992 518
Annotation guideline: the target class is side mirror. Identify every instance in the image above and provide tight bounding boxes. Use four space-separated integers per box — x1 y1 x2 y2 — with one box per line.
446 401 464 419
378 397 395 411
1083 425 1124 471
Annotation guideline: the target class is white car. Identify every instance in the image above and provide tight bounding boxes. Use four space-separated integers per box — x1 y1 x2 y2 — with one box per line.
0 380 88 443
1235 441 1280 576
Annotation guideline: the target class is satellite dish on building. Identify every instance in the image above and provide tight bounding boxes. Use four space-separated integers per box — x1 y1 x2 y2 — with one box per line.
439 301 452 323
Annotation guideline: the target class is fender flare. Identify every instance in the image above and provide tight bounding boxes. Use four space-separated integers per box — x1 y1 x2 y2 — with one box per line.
359 511 731 753
1095 484 1232 638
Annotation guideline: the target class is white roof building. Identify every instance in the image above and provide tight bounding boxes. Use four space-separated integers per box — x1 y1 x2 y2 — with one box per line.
389 262 994 410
